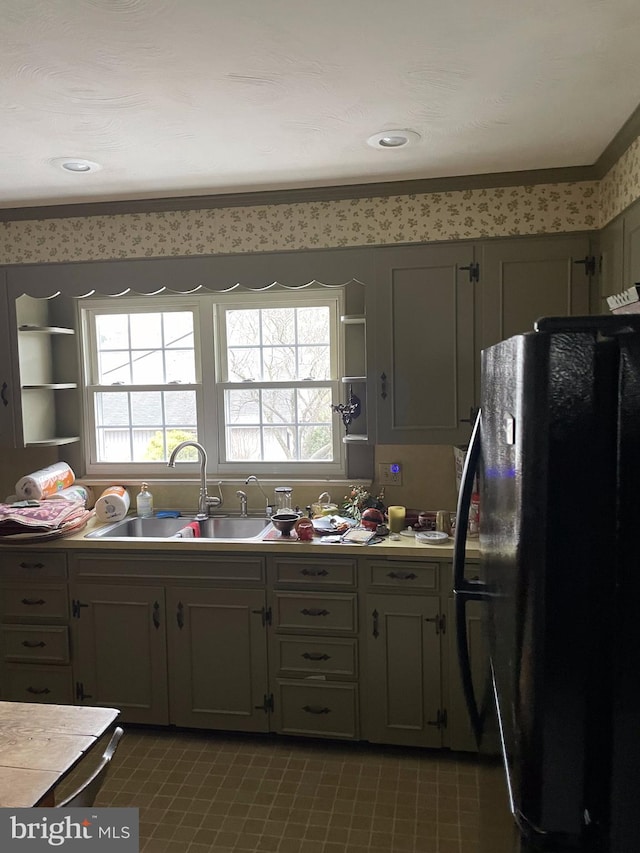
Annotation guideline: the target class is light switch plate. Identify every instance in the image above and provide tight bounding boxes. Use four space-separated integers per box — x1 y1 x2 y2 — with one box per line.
378 462 402 485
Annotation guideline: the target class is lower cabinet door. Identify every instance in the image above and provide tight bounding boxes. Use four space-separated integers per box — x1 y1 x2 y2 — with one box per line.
273 680 358 739
71 584 169 725
0 663 73 703
364 593 443 748
166 587 269 732
445 597 486 752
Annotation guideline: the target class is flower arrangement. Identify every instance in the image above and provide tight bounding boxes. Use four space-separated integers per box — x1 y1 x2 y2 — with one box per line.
341 485 386 522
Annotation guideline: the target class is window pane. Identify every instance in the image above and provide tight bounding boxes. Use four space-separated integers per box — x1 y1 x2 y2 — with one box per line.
166 350 196 384
297 306 330 343
95 392 130 427
298 345 330 380
164 313 194 348
165 391 197 426
129 313 162 348
131 391 162 426
226 389 260 424
299 425 332 460
98 428 132 462
98 352 131 385
226 310 259 346
131 350 164 384
262 388 294 424
262 346 296 381
226 426 261 460
96 315 129 350
262 307 295 345
227 347 261 382
140 428 198 462
298 387 332 424
263 426 297 460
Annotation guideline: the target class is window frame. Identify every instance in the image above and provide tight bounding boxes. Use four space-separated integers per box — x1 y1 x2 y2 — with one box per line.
78 287 346 479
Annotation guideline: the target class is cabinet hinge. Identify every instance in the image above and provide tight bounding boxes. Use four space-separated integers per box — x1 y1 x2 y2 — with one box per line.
71 599 89 619
75 681 92 701
425 613 446 634
252 606 272 627
427 708 448 730
459 261 480 283
254 693 274 713
574 255 596 276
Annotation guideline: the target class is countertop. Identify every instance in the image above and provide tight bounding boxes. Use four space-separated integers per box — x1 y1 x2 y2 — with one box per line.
0 514 481 558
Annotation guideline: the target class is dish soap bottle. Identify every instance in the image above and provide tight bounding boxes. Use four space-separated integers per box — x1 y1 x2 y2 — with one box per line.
136 482 154 518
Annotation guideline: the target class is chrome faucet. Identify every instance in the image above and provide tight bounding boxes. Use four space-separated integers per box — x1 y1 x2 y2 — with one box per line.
245 475 274 518
236 490 248 517
167 441 223 519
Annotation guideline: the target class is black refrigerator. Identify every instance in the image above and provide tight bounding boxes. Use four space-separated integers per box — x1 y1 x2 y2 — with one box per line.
452 315 640 853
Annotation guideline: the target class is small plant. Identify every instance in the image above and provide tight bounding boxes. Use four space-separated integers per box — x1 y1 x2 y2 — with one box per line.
341 485 386 522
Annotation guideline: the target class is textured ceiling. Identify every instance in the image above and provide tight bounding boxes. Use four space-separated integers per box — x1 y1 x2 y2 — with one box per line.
1 0 640 209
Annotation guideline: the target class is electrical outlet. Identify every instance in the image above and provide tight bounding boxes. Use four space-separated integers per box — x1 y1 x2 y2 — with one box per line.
378 462 403 486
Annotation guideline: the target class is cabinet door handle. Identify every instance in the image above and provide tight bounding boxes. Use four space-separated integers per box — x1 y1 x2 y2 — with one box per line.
301 568 329 577
0 381 8 408
22 640 46 648
21 598 45 606
372 609 379 638
301 608 330 617
26 686 51 695
302 652 331 661
176 601 184 630
380 372 388 400
302 705 331 715
387 571 417 581
153 601 160 630
19 562 44 570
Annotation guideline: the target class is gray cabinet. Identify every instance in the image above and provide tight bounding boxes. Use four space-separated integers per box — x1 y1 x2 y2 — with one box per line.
0 551 73 704
623 200 640 288
0 280 16 447
268 556 360 740
373 243 476 445
364 592 443 748
70 583 169 725
166 586 269 731
479 235 593 351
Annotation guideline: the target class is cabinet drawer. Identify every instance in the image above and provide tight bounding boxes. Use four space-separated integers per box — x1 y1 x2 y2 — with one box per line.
0 585 68 620
274 593 357 634
1 625 69 664
71 553 264 583
0 552 67 580
276 637 358 679
275 680 358 739
367 560 439 591
271 558 356 587
0 663 73 704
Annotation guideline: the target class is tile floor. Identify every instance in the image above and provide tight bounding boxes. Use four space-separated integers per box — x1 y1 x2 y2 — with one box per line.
58 727 481 853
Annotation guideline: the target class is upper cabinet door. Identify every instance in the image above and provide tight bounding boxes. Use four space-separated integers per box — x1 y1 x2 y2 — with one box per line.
479 235 592 350
0 279 17 448
623 200 640 289
373 244 476 445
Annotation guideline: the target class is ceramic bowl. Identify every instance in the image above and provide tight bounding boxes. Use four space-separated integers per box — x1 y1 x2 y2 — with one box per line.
270 512 299 536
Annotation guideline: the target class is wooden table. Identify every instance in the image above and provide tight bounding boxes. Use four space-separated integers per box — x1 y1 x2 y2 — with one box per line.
0 701 120 808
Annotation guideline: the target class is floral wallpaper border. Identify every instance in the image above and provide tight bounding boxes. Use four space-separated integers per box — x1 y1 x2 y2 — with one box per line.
0 132 637 266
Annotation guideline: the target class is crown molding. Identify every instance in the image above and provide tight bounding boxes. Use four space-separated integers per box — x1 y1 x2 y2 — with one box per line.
594 100 640 178
0 165 597 223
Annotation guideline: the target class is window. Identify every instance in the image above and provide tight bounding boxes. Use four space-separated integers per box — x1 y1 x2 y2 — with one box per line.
80 289 344 477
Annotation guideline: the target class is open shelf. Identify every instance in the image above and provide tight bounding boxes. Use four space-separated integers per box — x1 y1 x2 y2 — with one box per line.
26 437 80 447
341 376 366 383
342 434 369 443
340 315 366 325
22 383 78 390
18 325 75 335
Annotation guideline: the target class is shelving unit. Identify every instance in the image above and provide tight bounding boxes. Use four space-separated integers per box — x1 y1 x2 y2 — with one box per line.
16 298 81 449
338 313 368 445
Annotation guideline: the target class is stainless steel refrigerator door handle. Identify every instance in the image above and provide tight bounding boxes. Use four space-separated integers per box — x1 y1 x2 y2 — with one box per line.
452 409 488 745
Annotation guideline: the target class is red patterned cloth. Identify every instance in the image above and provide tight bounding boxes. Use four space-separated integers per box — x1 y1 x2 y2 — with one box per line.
0 500 88 535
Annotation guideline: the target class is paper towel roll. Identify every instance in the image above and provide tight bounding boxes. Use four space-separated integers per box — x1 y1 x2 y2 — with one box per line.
45 485 94 507
95 486 130 523
15 462 75 500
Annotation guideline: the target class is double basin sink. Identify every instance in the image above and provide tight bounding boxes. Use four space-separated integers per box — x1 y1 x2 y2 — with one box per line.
85 515 272 542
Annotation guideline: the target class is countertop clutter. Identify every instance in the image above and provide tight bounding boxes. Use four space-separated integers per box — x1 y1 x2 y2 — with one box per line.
0 513 479 556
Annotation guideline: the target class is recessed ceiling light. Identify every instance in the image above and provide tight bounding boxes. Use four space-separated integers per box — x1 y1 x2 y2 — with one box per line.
367 130 421 149
50 157 102 174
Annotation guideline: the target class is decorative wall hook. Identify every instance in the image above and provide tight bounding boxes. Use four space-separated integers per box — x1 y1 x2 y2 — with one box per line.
331 385 361 434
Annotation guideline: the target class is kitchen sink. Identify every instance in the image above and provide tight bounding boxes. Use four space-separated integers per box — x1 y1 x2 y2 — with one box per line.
85 515 272 541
